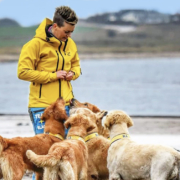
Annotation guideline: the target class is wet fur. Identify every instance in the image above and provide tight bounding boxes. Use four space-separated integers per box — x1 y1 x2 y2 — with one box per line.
70 99 109 138
104 110 180 180
70 98 101 113
0 98 67 180
71 108 110 180
27 113 96 180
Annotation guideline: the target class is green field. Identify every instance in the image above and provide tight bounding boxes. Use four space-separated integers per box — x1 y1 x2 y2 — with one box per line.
0 23 180 55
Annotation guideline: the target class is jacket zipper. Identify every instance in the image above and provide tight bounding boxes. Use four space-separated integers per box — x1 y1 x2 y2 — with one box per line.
55 50 59 71
57 42 65 98
39 84 42 98
55 50 61 98
39 42 65 99
39 48 59 99
59 42 65 70
63 39 68 55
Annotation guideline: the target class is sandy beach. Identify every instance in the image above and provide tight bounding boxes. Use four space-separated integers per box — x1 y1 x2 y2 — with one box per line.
0 115 180 179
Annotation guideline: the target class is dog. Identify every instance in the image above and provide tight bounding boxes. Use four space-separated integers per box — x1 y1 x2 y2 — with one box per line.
70 98 101 113
70 107 110 180
26 113 96 180
0 98 67 180
103 110 180 180
70 98 109 138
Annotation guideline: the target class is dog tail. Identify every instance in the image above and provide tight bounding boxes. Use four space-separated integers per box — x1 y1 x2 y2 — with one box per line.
58 160 74 180
0 136 8 155
26 150 74 179
26 150 59 167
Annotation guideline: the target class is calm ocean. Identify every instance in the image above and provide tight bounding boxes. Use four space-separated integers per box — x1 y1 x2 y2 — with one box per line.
0 58 180 116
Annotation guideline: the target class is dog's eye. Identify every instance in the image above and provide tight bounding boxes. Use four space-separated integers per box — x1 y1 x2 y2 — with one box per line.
84 103 88 107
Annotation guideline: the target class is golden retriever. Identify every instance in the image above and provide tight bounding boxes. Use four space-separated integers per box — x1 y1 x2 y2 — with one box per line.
70 98 109 138
70 98 101 113
26 113 96 180
70 107 110 180
0 98 67 180
103 110 180 180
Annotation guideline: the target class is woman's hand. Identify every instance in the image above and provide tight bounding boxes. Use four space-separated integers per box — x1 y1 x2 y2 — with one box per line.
65 71 74 81
56 70 67 80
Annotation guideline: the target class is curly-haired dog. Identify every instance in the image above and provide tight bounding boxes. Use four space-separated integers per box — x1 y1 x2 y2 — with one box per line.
103 110 180 180
70 99 109 138
26 113 96 180
70 107 110 180
0 98 67 180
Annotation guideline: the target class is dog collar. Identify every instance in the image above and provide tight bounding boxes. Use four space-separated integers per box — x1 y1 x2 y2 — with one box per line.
110 134 130 145
66 135 85 143
44 132 64 140
84 133 99 142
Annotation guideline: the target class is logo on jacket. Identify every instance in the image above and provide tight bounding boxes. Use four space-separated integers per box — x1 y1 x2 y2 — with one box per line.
67 52 71 56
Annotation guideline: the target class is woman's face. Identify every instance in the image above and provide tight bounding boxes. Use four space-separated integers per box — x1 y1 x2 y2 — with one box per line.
52 22 75 41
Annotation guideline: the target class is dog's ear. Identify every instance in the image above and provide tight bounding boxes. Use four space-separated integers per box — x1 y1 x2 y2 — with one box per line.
104 113 120 129
92 105 101 113
116 111 133 128
86 117 96 132
126 116 133 127
87 123 96 132
40 108 48 121
40 114 46 121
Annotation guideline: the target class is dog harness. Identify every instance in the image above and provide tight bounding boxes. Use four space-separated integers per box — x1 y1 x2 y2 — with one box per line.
67 135 85 143
110 134 130 145
44 132 64 140
84 132 99 142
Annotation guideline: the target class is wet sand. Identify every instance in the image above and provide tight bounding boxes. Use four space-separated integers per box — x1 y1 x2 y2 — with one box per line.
1 115 180 135
0 115 180 179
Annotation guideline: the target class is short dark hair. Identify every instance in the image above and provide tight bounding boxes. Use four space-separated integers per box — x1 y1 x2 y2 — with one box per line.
53 6 78 27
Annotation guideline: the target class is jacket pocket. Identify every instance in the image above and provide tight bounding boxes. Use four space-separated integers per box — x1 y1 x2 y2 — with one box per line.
37 81 59 104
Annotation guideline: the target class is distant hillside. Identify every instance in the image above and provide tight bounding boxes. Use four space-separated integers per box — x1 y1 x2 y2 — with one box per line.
0 18 20 27
1 12 180 57
86 9 171 25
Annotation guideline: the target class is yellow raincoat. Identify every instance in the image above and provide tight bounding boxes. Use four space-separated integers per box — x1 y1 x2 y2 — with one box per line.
17 18 81 107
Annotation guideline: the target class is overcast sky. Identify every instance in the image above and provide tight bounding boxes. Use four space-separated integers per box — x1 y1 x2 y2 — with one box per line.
0 0 179 26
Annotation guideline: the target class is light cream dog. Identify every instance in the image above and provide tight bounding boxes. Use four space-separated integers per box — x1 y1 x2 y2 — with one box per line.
103 110 180 180
26 113 96 180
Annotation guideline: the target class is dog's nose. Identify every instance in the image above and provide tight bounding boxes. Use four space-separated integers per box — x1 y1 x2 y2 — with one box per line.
70 98 76 106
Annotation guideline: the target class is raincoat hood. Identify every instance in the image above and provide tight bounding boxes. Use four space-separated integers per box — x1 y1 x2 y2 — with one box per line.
35 18 52 40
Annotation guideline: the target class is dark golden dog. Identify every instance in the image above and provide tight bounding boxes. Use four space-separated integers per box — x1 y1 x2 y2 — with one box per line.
0 98 67 180
70 98 109 138
70 107 110 180
26 113 96 180
70 98 101 113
